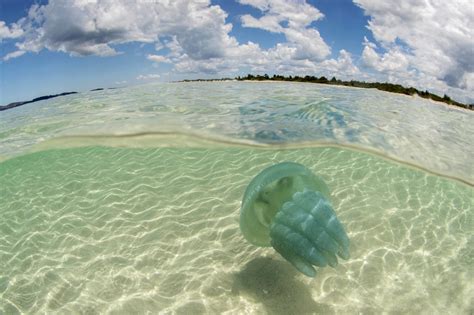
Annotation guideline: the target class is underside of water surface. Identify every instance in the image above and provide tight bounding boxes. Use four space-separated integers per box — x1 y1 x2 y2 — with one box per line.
1 143 472 314
1 82 473 183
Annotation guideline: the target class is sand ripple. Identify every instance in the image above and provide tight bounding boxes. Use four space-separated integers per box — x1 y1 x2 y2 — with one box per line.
0 146 472 314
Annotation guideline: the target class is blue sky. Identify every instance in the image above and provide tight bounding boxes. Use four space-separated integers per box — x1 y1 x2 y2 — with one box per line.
1 0 472 104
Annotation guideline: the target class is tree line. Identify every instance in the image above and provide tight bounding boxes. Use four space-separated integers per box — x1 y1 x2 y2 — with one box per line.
233 74 472 110
181 74 471 110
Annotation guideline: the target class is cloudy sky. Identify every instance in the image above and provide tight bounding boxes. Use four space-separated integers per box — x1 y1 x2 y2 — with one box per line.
1 0 473 104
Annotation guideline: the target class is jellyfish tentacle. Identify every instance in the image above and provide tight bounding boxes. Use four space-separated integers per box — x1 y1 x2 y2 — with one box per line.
271 238 317 277
272 190 349 269
270 220 328 267
292 190 350 258
274 204 340 266
326 216 351 250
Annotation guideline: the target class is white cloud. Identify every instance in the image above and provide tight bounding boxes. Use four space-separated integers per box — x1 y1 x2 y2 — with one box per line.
320 50 361 79
2 0 335 76
0 21 24 41
154 41 164 52
361 40 409 73
3 50 26 61
239 0 324 29
147 54 171 63
239 0 330 61
171 0 336 74
2 0 471 102
3 0 234 61
354 0 474 97
136 74 160 80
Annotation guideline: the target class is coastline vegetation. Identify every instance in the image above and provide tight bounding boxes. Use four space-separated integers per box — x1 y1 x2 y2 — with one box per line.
182 74 473 110
0 92 78 111
1 88 110 111
3 76 471 111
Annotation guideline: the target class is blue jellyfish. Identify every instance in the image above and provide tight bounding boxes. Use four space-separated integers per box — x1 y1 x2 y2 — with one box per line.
240 162 350 277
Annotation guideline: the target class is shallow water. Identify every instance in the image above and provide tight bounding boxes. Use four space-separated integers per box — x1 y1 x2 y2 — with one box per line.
1 82 472 183
1 145 472 314
0 82 473 314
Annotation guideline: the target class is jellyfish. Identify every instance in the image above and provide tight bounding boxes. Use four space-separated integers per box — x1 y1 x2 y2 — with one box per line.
240 162 350 277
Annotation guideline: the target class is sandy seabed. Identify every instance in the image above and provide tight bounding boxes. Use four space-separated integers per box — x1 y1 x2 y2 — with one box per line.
1 145 472 314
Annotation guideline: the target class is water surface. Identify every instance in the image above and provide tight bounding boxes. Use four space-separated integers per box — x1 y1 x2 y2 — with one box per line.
1 82 472 183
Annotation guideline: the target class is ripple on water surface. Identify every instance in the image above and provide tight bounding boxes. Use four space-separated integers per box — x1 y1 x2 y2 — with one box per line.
0 145 472 314
1 82 473 184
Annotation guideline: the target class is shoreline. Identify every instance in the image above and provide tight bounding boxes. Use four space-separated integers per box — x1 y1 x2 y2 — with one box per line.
1 87 116 112
180 76 472 111
238 80 472 112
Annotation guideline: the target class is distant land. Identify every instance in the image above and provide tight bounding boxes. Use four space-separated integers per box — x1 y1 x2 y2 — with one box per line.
2 78 472 111
181 74 473 110
0 92 78 111
0 87 110 111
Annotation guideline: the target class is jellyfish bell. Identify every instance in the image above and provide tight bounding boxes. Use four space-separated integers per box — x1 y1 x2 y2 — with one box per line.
239 162 350 277
240 162 330 246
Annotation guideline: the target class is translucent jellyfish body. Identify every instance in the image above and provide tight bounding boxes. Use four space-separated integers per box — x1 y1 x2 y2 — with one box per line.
240 162 350 277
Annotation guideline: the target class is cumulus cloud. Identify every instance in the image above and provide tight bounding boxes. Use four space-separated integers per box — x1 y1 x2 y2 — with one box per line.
361 38 410 73
0 21 24 41
136 74 160 80
170 0 338 74
2 0 337 76
355 0 474 96
320 50 361 79
2 0 471 102
2 0 233 60
147 54 171 63
240 0 324 30
239 0 330 61
3 50 26 61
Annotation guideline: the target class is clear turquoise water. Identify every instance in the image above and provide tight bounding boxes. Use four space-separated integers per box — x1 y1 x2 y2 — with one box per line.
0 82 472 314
